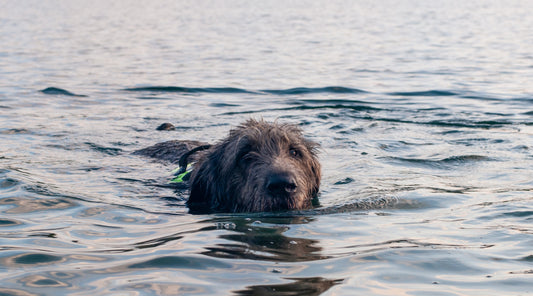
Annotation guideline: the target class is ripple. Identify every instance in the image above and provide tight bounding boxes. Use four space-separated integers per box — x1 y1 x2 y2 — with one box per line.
4 253 65 266
123 85 367 95
261 86 367 95
0 178 19 189
0 128 33 135
121 283 206 295
501 210 533 218
234 277 343 295
40 87 87 97
84 142 123 156
384 155 492 169
0 288 38 296
0 218 22 226
427 119 514 128
388 90 458 97
221 103 382 116
440 155 492 163
135 96 174 100
342 239 470 254
209 102 240 107
19 275 69 288
0 197 78 214
520 255 533 262
127 256 232 270
124 86 255 94
334 177 355 185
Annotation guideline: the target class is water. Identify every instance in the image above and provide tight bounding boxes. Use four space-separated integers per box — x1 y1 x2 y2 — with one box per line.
1 0 532 295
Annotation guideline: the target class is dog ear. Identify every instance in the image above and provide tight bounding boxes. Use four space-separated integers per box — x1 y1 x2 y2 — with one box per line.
187 161 212 214
310 156 321 198
304 139 322 201
188 138 239 213
187 142 225 213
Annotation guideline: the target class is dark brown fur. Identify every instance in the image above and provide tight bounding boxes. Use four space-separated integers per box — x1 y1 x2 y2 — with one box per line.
134 140 208 164
187 119 321 214
135 119 321 213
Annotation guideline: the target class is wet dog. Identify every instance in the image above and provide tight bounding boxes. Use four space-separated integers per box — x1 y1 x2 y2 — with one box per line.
135 119 321 213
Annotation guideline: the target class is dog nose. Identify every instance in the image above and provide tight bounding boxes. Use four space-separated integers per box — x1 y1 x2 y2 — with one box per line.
267 173 297 196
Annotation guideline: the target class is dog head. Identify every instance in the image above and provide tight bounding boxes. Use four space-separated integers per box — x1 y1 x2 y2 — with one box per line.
187 119 321 213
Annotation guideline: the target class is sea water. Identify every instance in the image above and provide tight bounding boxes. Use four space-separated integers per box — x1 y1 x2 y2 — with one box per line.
0 0 532 295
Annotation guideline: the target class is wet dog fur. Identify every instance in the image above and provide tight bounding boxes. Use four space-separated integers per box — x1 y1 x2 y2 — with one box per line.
135 119 321 214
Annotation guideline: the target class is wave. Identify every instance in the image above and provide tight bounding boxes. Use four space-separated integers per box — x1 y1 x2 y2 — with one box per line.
388 90 458 97
124 86 367 95
222 106 517 129
124 86 255 94
221 104 382 116
426 119 514 128
40 87 87 97
261 86 367 95
84 142 123 156
122 85 529 106
384 155 492 169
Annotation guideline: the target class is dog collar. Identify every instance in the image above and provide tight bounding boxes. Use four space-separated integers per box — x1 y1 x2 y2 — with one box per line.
170 164 193 183
169 144 211 184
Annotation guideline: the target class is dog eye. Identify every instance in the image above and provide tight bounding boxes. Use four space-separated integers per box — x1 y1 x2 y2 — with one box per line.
237 146 254 165
240 153 253 163
289 148 300 158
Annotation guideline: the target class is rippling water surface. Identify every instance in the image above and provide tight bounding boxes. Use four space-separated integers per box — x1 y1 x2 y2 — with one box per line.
1 1 532 295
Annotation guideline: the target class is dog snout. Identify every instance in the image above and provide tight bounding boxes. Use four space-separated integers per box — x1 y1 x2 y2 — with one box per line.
266 173 297 196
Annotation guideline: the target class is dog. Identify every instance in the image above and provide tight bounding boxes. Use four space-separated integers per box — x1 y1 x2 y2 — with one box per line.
135 119 321 213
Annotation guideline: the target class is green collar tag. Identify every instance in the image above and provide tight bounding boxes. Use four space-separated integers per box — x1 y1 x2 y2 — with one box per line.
170 164 193 183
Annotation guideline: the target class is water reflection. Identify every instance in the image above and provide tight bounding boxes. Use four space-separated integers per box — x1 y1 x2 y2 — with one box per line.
203 216 327 262
0 288 38 296
123 283 207 295
235 277 343 296
205 216 343 295
0 218 22 226
2 253 66 267
0 196 77 214
19 275 69 288
127 255 232 270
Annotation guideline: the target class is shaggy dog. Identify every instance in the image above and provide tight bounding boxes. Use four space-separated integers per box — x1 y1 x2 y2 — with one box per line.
136 119 321 214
